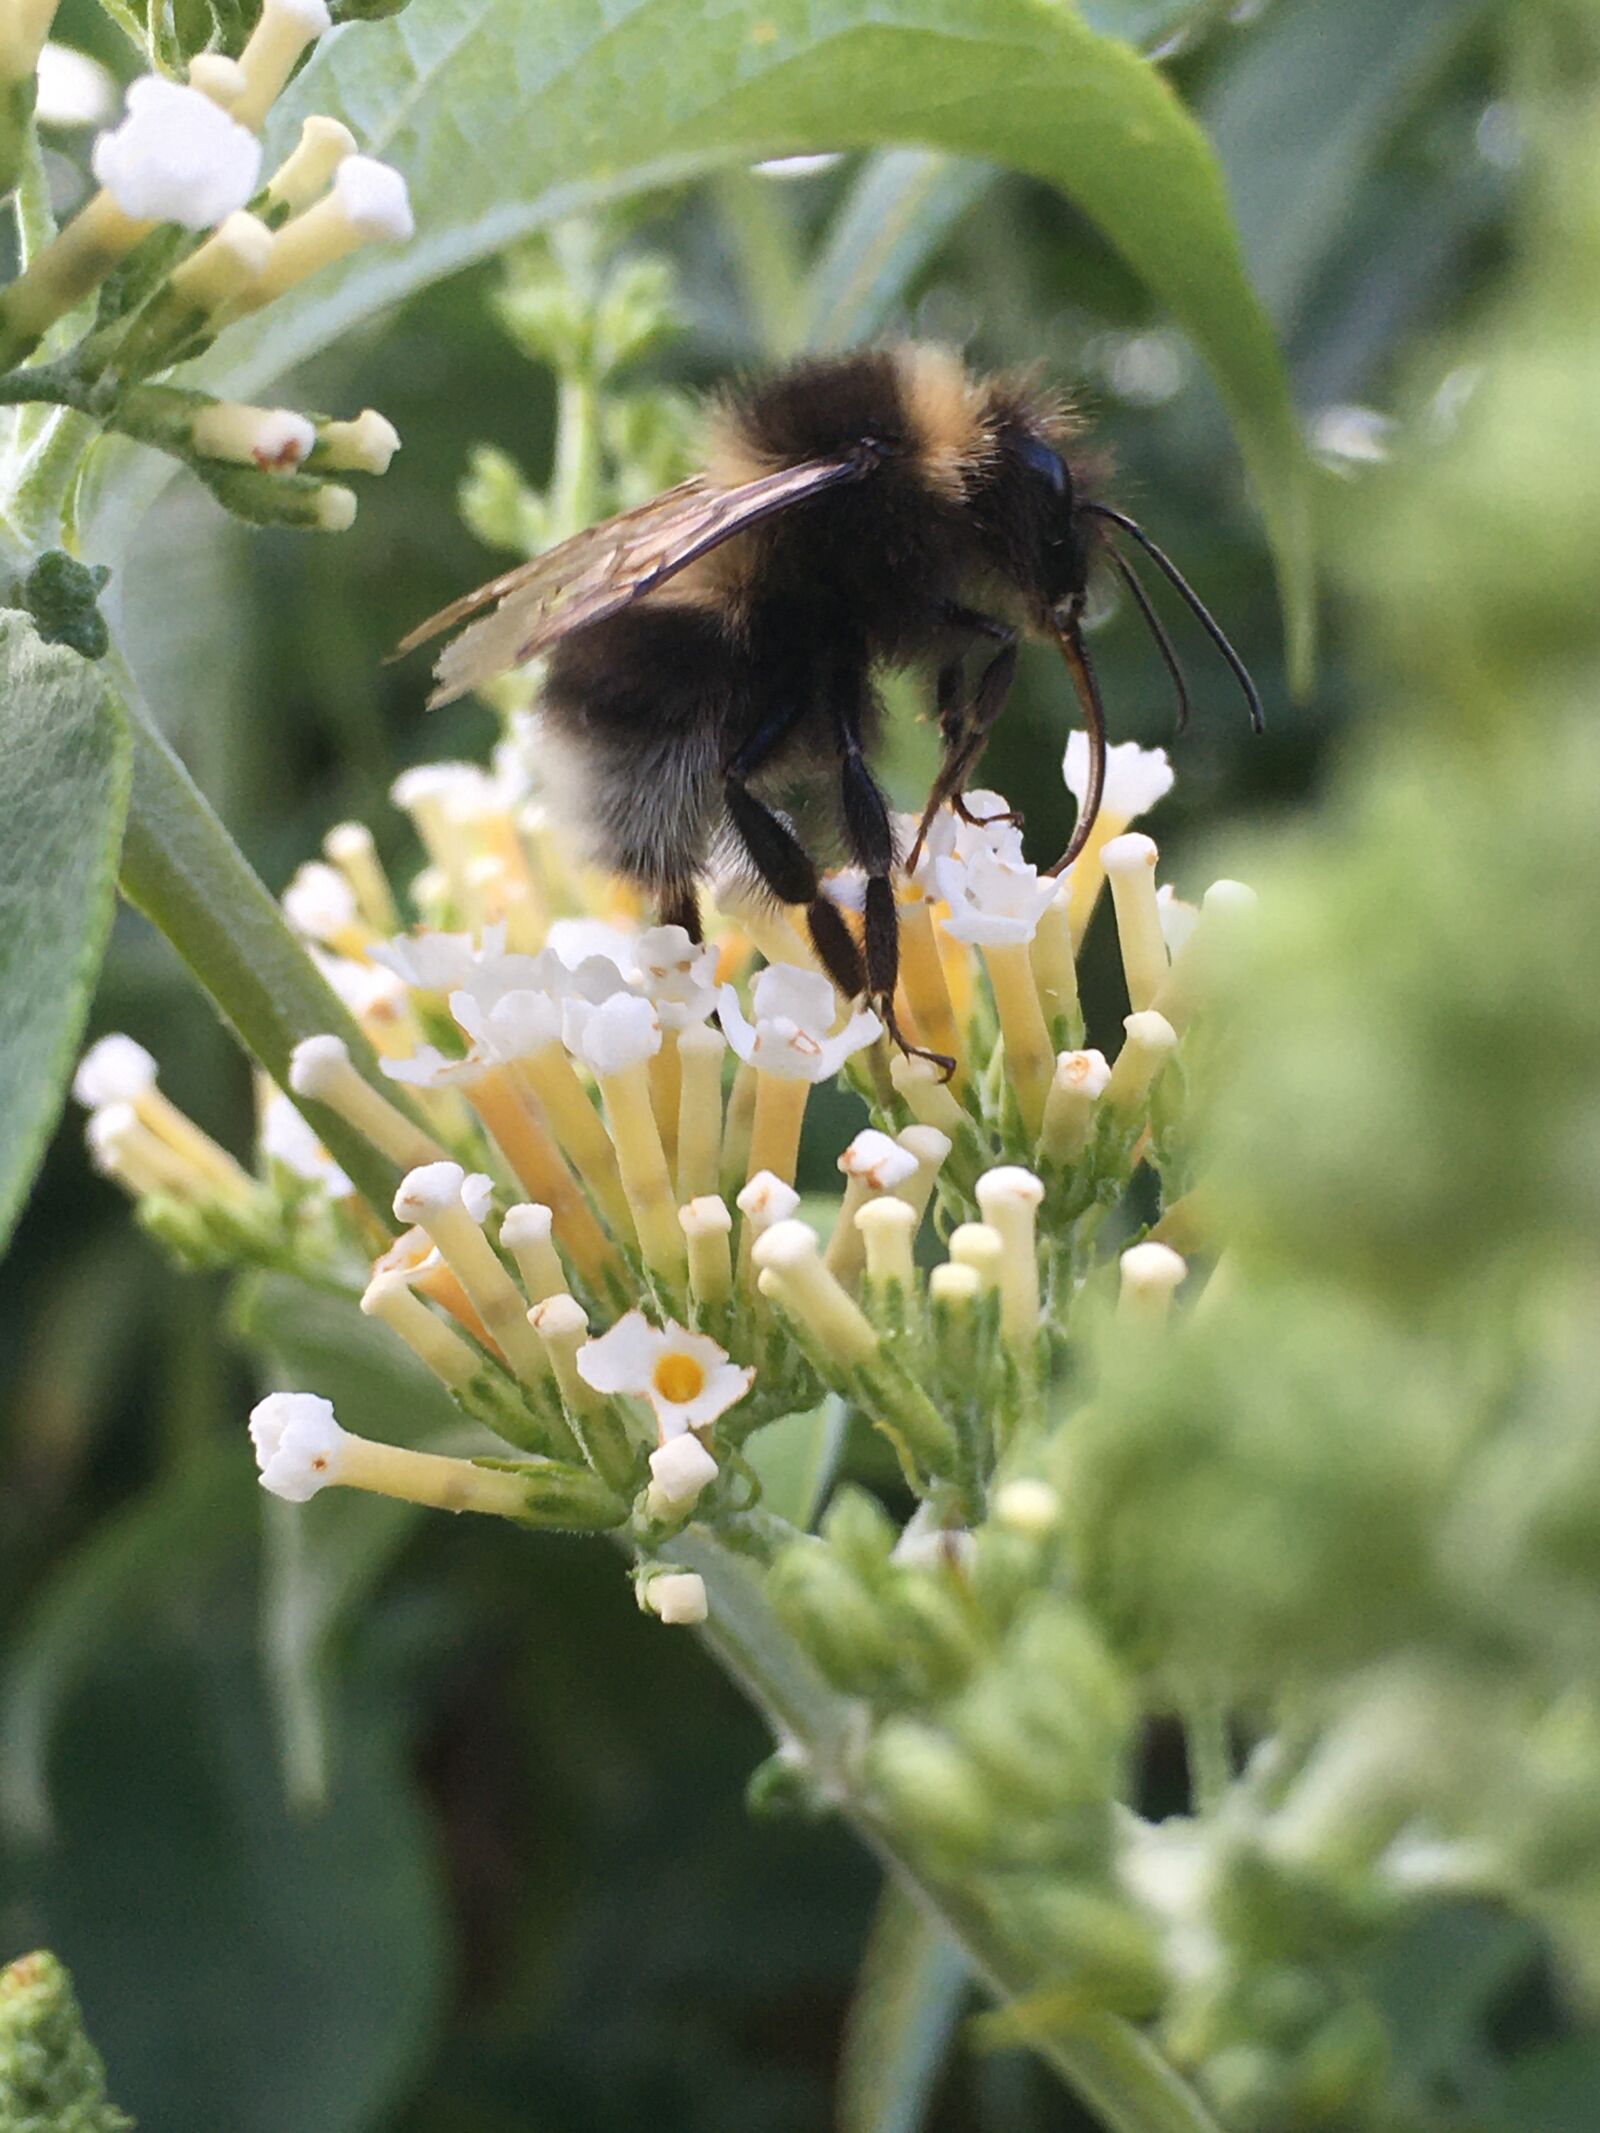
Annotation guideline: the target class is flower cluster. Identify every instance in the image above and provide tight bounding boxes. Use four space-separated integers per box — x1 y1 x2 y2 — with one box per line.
0 1 410 549
79 724 1254 1638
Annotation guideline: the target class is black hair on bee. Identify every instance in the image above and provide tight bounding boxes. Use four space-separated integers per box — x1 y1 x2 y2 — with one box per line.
397 343 1261 1073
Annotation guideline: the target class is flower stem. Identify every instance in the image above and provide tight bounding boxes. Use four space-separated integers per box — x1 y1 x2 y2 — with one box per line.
108 651 416 1220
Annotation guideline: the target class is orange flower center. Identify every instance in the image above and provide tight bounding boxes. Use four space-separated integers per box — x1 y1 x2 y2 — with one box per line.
652 1351 707 1406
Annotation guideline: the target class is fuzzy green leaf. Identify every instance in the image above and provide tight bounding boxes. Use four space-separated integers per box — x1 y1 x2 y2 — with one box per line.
0 614 129 1254
95 0 1310 679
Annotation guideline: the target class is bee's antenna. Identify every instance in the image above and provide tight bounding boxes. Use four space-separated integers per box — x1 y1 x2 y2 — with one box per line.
1102 541 1192 735
1048 611 1107 876
1083 502 1264 734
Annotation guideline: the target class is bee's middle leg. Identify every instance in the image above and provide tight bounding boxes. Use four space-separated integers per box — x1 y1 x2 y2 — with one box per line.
837 709 956 1080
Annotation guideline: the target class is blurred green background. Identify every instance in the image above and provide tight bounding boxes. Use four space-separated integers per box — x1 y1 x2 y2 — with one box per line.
0 2 1533 2126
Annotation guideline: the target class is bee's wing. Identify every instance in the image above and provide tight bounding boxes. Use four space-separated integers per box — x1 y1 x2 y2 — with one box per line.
396 453 871 709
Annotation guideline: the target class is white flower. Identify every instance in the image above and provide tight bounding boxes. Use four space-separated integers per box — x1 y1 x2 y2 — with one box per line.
716 964 881 1083
369 924 506 993
36 44 116 128
893 805 957 895
73 1033 155 1108
1063 733 1174 825
330 154 414 241
307 950 409 1024
646 1571 709 1625
281 860 358 941
543 917 641 981
259 1090 352 1196
635 925 719 1031
575 1311 753 1437
648 1433 720 1511
92 77 262 228
564 991 661 1076
380 1043 482 1091
839 1129 918 1193
934 844 1057 947
950 789 1025 863
450 985 563 1063
249 1391 348 1501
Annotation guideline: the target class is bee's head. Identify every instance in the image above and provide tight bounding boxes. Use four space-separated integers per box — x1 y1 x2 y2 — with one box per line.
977 422 1101 621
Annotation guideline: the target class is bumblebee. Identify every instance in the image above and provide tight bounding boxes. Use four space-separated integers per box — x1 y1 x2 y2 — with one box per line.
399 343 1259 1065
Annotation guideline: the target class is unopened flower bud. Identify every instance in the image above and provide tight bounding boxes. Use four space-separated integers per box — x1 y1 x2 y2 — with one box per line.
1117 1240 1187 1323
1101 831 1168 1011
190 400 315 472
645 1570 708 1625
310 408 400 475
232 0 332 131
266 114 356 211
647 1432 718 1514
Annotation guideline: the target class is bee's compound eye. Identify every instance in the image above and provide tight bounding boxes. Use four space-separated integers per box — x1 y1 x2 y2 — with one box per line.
1018 434 1068 495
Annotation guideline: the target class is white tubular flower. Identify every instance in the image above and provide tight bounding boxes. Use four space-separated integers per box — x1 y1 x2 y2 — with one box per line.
646 1571 709 1625
289 1033 448 1172
735 1170 800 1237
187 54 247 108
36 44 117 126
842 1129 918 1195
1040 1046 1112 1163
166 209 273 313
564 991 661 1076
281 859 360 942
717 965 881 1083
635 925 719 1031
950 789 1025 863
975 1167 1045 1359
73 1033 155 1108
1063 734 1174 828
826 1129 920 1282
259 1089 352 1197
254 153 414 302
379 1043 483 1091
232 0 332 132
249 1391 348 1502
450 985 563 1065
543 918 641 981
1101 832 1168 1012
575 1311 754 1438
266 114 356 213
91 77 262 228
647 1433 720 1513
892 803 957 897
370 924 505 994
314 409 401 475
934 843 1057 947
191 401 316 473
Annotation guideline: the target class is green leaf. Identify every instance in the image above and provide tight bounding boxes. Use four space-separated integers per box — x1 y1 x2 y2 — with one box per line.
92 0 1311 681
232 1271 475 1808
0 1589 445 2133
796 150 994 354
0 1443 248 1845
840 1878 969 2133
1202 0 1495 335
0 613 129 1254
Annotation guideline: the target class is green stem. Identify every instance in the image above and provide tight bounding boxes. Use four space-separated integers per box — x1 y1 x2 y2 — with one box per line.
107 651 413 1223
548 372 602 542
670 1529 1224 2133
1181 1693 1233 1818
